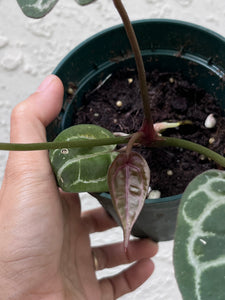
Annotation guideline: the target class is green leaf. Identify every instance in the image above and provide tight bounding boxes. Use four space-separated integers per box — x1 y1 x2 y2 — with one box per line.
49 124 118 193
75 0 96 5
173 169 225 300
108 151 150 250
17 0 59 18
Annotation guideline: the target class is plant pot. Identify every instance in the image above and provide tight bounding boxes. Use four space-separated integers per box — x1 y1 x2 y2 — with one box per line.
47 19 225 242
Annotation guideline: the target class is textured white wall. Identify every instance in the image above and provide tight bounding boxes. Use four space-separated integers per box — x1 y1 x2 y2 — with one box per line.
1 0 225 299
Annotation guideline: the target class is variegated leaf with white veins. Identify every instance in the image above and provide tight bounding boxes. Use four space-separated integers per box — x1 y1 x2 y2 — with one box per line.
49 124 118 193
75 0 96 5
174 169 225 300
17 0 59 18
17 0 97 19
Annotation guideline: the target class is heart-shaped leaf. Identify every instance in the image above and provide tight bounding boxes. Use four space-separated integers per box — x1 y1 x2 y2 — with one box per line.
49 124 118 193
108 151 150 250
75 0 96 5
173 169 225 300
17 0 59 18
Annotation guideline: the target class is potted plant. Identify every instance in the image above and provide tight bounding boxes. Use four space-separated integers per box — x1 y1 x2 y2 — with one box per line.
4 1 225 299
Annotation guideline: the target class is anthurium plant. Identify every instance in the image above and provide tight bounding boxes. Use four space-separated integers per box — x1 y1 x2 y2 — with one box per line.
5 1 225 299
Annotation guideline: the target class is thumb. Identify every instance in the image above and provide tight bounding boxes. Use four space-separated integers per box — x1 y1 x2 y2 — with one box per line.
5 75 64 180
10 74 64 144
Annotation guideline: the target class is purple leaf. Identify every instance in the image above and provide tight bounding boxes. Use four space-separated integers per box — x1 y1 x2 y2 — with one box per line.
108 151 150 250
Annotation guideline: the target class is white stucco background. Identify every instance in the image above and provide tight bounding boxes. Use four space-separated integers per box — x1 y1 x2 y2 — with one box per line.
1 0 225 299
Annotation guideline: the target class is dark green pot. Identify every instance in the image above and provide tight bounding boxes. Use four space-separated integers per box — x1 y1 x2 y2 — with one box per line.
48 19 225 242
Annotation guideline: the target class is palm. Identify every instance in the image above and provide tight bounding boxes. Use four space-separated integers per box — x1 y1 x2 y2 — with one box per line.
0 172 101 299
55 192 101 300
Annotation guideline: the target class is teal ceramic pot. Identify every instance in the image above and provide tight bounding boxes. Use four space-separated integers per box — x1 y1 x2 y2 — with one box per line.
48 19 225 242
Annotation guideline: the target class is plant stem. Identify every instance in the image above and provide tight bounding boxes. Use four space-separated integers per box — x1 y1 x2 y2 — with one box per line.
112 0 155 138
0 136 129 151
126 131 144 156
1 132 225 168
153 136 225 167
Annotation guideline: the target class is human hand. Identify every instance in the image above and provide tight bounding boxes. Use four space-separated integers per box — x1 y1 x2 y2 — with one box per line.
0 75 158 300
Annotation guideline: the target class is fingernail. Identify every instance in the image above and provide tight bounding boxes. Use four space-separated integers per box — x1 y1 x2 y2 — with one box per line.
37 75 55 92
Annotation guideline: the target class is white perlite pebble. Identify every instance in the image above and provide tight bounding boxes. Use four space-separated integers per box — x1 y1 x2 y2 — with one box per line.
149 190 161 199
204 114 216 128
116 100 123 107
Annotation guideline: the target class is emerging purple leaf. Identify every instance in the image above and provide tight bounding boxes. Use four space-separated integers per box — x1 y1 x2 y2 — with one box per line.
108 151 150 250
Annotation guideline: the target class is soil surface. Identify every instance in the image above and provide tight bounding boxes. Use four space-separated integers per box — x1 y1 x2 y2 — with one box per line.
71 68 225 197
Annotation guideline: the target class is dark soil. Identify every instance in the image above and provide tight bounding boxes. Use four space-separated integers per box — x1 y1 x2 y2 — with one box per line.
72 68 225 197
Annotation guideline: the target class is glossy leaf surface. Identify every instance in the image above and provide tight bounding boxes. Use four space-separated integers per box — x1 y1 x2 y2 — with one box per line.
108 151 150 249
17 0 59 18
174 170 225 300
49 124 117 193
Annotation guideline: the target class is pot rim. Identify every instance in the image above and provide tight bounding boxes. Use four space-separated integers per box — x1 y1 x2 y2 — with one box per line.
53 18 225 76
99 191 182 204
52 18 225 206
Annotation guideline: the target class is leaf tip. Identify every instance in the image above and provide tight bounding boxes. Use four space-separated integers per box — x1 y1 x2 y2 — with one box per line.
123 230 130 252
